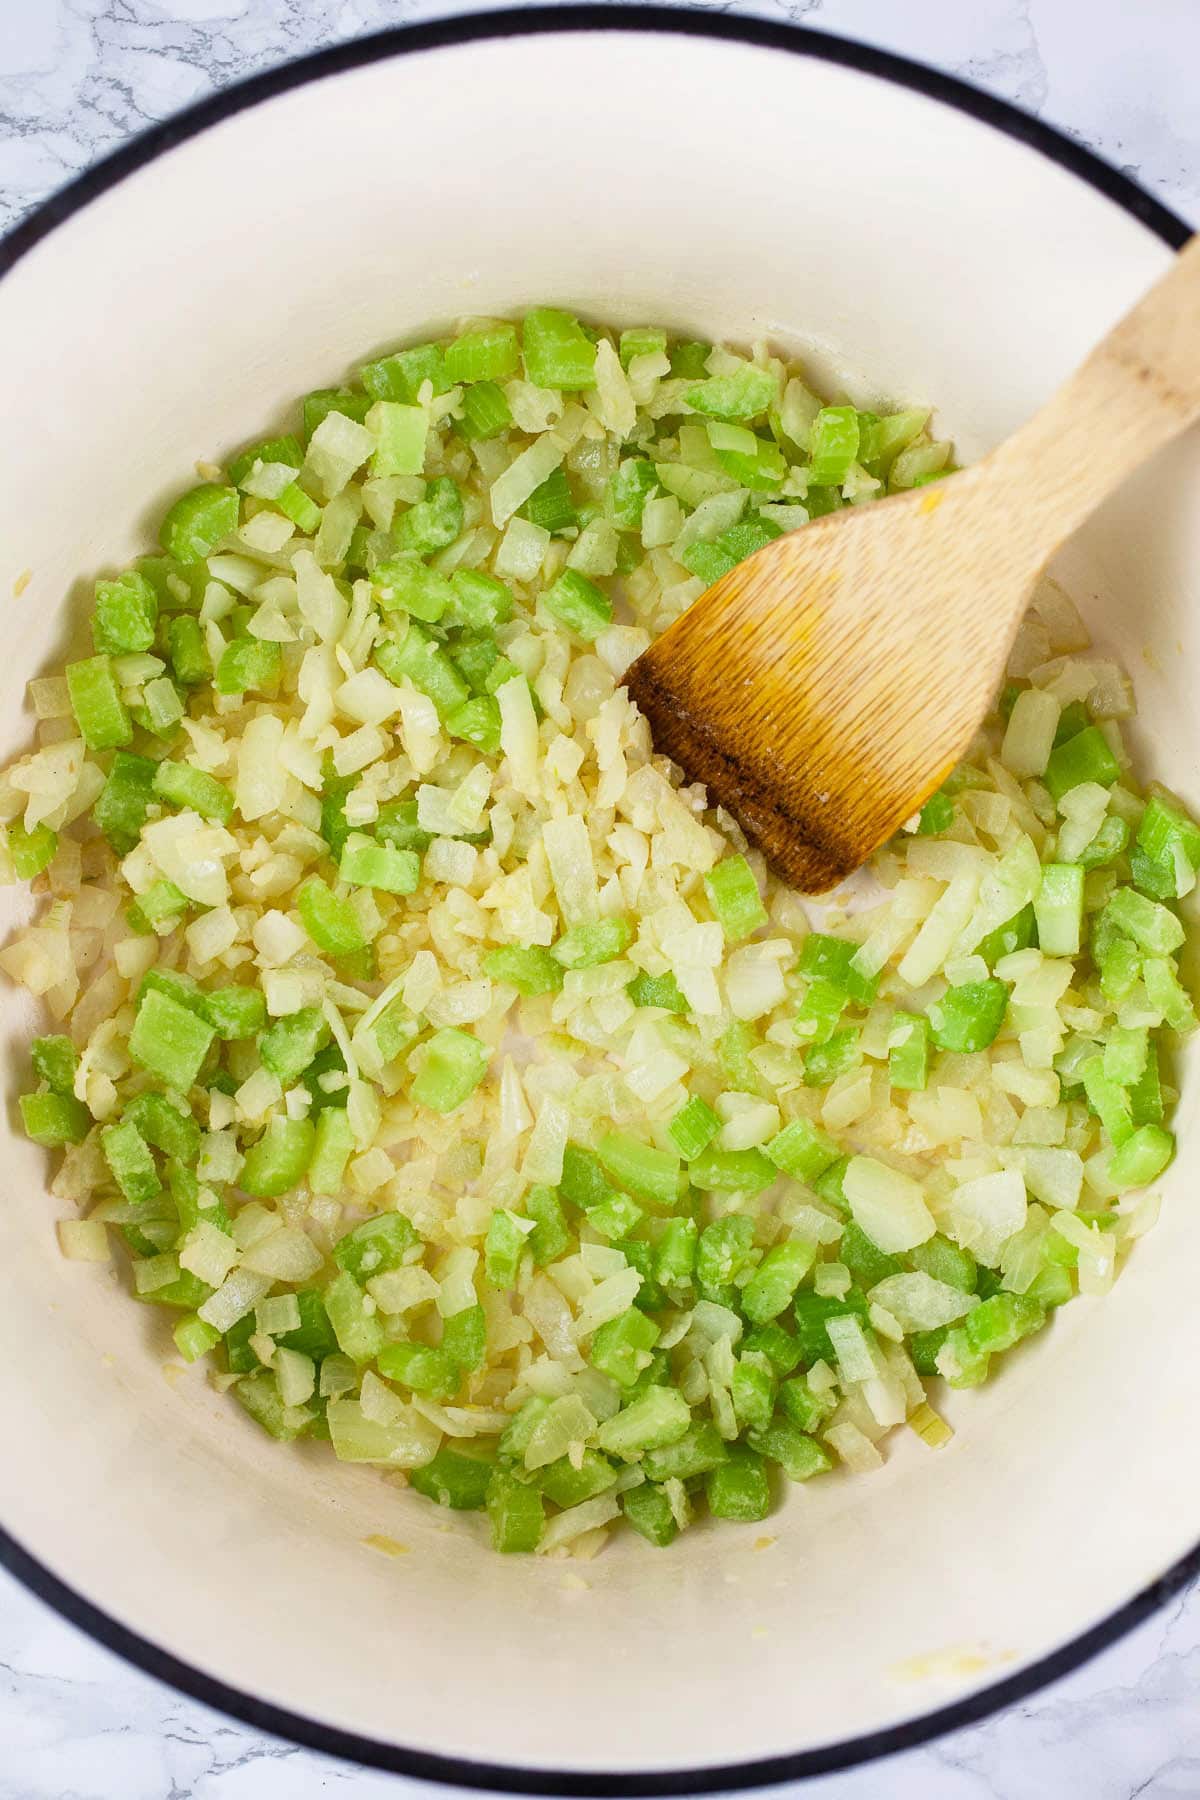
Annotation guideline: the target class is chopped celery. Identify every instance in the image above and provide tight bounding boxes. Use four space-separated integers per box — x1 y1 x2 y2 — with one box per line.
411 1028 490 1113
522 308 597 390
704 854 768 942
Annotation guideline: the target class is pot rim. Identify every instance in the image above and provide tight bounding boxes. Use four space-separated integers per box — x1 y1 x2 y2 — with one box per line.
0 7 1194 1790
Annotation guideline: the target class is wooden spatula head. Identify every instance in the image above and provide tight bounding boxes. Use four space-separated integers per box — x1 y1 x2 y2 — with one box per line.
624 474 1029 894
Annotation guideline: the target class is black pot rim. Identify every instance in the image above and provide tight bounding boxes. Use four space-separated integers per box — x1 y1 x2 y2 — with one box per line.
0 7 1195 1791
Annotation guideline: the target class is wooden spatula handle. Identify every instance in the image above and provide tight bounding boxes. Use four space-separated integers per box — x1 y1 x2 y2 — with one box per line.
989 231 1200 558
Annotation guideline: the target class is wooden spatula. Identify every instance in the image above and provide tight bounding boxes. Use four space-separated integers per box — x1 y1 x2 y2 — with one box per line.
625 233 1200 895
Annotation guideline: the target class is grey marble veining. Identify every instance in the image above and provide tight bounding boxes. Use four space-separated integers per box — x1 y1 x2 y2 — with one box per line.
2 2 1199 1796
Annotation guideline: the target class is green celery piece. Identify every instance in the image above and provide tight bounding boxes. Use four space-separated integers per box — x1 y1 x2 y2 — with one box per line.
240 1117 315 1197
485 1468 544 1553
1076 814 1130 871
688 1147 776 1194
609 458 658 529
260 1006 330 1086
446 696 502 756
227 433 302 487
627 971 688 1013
542 568 612 642
540 1450 617 1510
441 1303 487 1372
334 1212 418 1281
125 1091 200 1162
201 985 267 1041
695 1214 756 1301
964 1292 1045 1356
411 1027 490 1113
447 569 514 631
586 1191 643 1242
709 423 787 491
359 345 446 405
590 1308 659 1388
619 328 667 368
483 945 563 996
655 1217 698 1289
1101 886 1185 956
706 1446 771 1522
377 1341 460 1400
686 366 776 422
174 1314 222 1363
339 832 421 895
794 979 847 1047
307 1107 355 1196
521 468 577 533
1043 726 1120 803
215 637 281 696
1108 1124 1174 1191
1081 1056 1134 1147
807 406 860 485
1128 1043 1164 1128
1130 846 1178 901
526 1186 570 1266
303 389 371 439
888 1012 930 1090
839 1221 902 1288
1034 863 1085 956
749 1421 832 1483
151 760 234 825
394 477 464 557
792 1289 870 1364
458 381 513 440
797 934 879 1004
66 655 131 751
596 1387 691 1458
297 877 369 958
128 988 215 1091
93 570 158 655
909 1234 977 1293
375 625 470 718
521 308 597 390
669 1095 720 1159
644 1422 728 1482
916 791 955 835
928 980 1009 1053
909 1325 952 1377
410 1447 494 1511
802 1029 862 1085
323 1269 385 1364
742 1323 804 1376
31 1035 78 1095
234 1369 312 1442
670 341 712 379
778 1375 835 1432
8 821 57 879
159 484 238 563
484 1208 527 1287
552 917 631 969
732 1354 777 1431
1137 789 1200 879
166 615 210 686
444 323 520 385
20 1089 91 1148
369 401 427 477
622 1482 679 1547
596 1132 680 1207
704 854 767 942
1053 699 1090 746
977 903 1036 967
741 1241 816 1324
766 1117 840 1183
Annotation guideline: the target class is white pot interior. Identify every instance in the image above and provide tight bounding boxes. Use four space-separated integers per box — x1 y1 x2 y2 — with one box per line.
0 21 1197 1780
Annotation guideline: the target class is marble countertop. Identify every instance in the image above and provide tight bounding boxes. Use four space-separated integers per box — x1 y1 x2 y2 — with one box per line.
1 2 1199 1796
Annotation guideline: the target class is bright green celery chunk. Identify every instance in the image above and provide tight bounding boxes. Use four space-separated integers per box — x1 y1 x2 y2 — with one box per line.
680 517 780 585
1077 814 1129 871
125 1091 199 1162
142 675 184 736
1103 1025 1149 1088
802 1029 861 1086
1143 957 1197 1032
368 401 426 477
1098 934 1142 1005
334 1211 418 1280
483 944 563 996
928 979 1008 1052
260 1006 330 1086
1128 1044 1164 1128
609 458 658 529
8 821 57 878
669 1095 720 1159
542 568 612 642
174 1314 222 1363
888 1012 930 1090
640 1424 725 1484
20 1089 90 1147
215 637 281 696
778 1375 834 1432
394 477 464 556
655 1217 698 1288
596 1132 680 1206
128 987 215 1091
201 985 267 1041
909 1234 977 1292
1043 725 1121 802
793 1290 870 1364
840 1221 901 1288
522 308 597 390
1081 1055 1134 1147
538 1450 617 1510
485 1208 527 1287
227 433 302 487
446 696 501 755
619 328 667 368
964 1292 1045 1356
94 570 158 655
686 365 776 422
622 1482 679 1547
126 878 188 933
240 1117 315 1197
66 655 131 750
732 1353 777 1431
166 615 210 687
708 423 787 490
523 1186 568 1266
375 625 470 717
101 1116 162 1202
797 934 879 1003
1130 845 1178 901
1034 863 1085 956
377 1340 460 1401
458 381 513 440
1052 699 1089 744
447 569 513 631
689 1147 776 1194
596 1387 691 1458
159 484 238 563
558 1144 612 1209
590 1307 659 1387
411 1027 489 1113
374 558 455 622
359 344 446 404
552 917 631 969
704 854 767 942
627 970 688 1013
1107 1123 1174 1191
978 902 1035 967
234 1369 313 1442
485 1468 544 1553
916 791 955 835
303 390 373 440
138 966 207 1016
441 1302 487 1371
323 1269 385 1364
807 406 860 485
586 1190 643 1242
307 1107 355 1196
1136 789 1200 894
339 831 420 894
1100 886 1185 957
794 980 846 1048
151 760 233 825
521 468 577 532
695 1215 756 1300
706 1446 771 1521
751 1420 833 1483
410 1447 493 1511
297 877 368 957
765 1117 840 1183
741 1241 816 1323
31 1034 77 1095
742 1323 803 1376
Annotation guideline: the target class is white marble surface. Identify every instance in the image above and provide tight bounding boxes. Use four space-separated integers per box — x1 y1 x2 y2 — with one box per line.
1 2 1199 1796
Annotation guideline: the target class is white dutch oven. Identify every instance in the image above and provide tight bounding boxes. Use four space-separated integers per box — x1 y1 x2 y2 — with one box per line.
0 10 1196 1789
